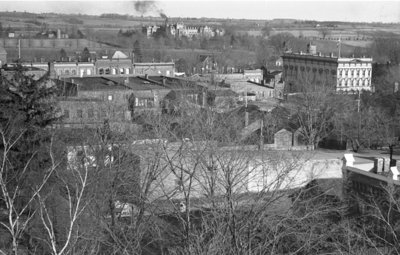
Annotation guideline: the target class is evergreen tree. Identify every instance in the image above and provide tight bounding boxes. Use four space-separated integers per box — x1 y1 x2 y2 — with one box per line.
133 40 143 62
81 47 91 62
0 66 60 252
59 48 67 61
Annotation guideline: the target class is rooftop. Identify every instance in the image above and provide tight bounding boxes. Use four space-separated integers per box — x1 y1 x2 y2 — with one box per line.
66 76 167 91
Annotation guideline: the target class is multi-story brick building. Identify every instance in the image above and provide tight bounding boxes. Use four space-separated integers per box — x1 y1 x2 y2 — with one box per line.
56 76 171 129
55 75 228 130
21 51 175 79
282 46 373 93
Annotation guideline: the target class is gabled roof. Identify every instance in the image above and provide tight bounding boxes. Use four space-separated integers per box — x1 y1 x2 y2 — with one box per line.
112 51 128 59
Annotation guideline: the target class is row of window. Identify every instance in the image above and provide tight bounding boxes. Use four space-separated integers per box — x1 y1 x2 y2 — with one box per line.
98 67 132 75
340 62 370 67
63 108 131 121
285 65 336 75
352 180 382 197
338 69 371 77
56 67 172 76
338 79 370 87
57 68 93 76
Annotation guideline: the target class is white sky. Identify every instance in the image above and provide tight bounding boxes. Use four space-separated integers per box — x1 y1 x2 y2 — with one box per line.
0 0 400 23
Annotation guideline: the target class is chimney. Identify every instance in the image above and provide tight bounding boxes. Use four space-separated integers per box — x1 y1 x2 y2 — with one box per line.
390 166 400 180
317 52 322 57
383 157 391 172
48 62 56 78
162 77 166 86
329 52 334 58
144 74 148 80
373 158 383 174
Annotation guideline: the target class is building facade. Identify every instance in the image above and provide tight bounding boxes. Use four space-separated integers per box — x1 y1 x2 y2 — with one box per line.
22 59 175 79
282 51 373 93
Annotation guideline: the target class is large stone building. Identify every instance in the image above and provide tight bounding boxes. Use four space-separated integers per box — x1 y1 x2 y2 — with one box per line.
282 46 373 93
21 51 175 79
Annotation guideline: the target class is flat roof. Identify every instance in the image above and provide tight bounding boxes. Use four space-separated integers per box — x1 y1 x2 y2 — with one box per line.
65 76 169 91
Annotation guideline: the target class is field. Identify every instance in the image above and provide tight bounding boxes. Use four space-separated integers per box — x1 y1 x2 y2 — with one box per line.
1 11 399 63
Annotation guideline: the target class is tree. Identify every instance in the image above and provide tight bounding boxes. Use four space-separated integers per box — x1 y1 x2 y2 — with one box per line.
81 47 90 62
286 80 340 149
261 23 272 37
133 40 143 63
268 32 299 54
255 38 275 68
0 66 60 254
59 48 67 61
319 27 331 39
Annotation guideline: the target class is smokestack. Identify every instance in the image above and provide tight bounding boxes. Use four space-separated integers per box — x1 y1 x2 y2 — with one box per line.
48 62 56 78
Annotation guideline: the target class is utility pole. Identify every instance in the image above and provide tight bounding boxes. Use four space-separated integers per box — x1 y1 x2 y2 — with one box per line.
357 90 361 145
245 93 249 127
18 39 21 60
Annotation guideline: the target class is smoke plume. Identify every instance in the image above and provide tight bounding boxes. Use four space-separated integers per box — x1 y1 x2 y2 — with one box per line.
134 0 157 16
160 13 167 19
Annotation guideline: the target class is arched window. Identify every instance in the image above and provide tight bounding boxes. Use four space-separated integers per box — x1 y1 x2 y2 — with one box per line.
99 68 104 75
65 69 70 75
71 69 76 75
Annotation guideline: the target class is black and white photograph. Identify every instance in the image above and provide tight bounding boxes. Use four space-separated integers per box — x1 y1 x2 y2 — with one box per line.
0 0 400 254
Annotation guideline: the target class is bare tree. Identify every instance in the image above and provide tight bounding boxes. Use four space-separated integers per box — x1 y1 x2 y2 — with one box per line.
36 146 89 255
0 129 58 255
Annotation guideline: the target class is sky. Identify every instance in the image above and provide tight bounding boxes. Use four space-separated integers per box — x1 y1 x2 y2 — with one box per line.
1 0 400 23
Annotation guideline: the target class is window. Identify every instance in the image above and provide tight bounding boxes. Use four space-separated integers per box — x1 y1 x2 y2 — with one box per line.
99 68 104 75
71 69 76 75
88 108 94 119
64 109 69 119
135 98 154 108
77 109 83 118
187 94 198 104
